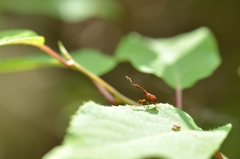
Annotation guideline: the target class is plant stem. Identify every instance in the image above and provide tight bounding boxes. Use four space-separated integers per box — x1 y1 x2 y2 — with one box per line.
71 61 135 104
93 82 118 105
215 151 223 159
38 44 135 105
176 87 182 109
39 45 71 68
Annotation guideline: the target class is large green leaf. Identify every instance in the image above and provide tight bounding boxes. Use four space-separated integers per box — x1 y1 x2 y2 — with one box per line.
1 0 122 23
0 29 116 75
0 30 44 46
71 49 116 75
115 27 221 89
0 49 116 75
43 101 231 159
0 54 60 73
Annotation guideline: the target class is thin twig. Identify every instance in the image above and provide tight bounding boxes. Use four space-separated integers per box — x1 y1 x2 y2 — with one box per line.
37 44 135 105
39 45 71 68
93 82 118 105
71 61 135 104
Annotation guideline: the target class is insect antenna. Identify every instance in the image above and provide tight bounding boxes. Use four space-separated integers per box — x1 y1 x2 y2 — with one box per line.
125 76 159 105
125 76 148 95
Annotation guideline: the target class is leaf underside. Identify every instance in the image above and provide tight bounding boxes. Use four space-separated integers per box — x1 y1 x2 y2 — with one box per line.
43 101 231 159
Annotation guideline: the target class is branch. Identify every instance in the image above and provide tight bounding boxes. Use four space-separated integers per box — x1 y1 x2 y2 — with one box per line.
39 45 71 68
37 43 135 105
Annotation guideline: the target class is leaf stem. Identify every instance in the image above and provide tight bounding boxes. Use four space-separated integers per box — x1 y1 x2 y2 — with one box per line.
38 44 135 105
71 59 135 104
93 81 118 105
176 86 182 109
39 45 71 68
215 150 223 159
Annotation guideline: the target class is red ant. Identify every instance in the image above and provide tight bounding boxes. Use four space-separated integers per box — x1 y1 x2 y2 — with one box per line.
126 76 158 105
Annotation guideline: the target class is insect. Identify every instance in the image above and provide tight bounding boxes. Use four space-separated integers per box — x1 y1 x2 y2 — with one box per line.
125 76 158 105
172 124 181 131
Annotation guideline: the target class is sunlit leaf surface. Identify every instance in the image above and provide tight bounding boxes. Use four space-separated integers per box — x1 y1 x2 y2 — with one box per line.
44 101 231 159
0 30 44 46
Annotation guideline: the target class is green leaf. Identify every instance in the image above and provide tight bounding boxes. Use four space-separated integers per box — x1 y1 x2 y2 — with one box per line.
0 49 116 75
2 0 123 23
0 30 45 46
0 54 60 73
115 27 221 89
43 101 231 159
71 49 116 75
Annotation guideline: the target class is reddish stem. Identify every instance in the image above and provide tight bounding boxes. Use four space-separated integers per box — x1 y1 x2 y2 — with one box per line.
176 87 182 109
36 44 135 105
215 151 223 159
93 82 118 105
38 45 71 68
37 44 123 105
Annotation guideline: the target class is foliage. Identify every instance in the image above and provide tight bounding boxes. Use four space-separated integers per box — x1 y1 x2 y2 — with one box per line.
0 30 116 75
0 28 221 90
0 0 123 23
0 29 44 46
70 49 116 75
0 54 58 73
115 27 221 89
0 50 116 75
43 101 231 159
0 28 231 159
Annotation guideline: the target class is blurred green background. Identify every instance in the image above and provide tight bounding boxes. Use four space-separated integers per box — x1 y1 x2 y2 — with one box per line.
0 0 239 158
